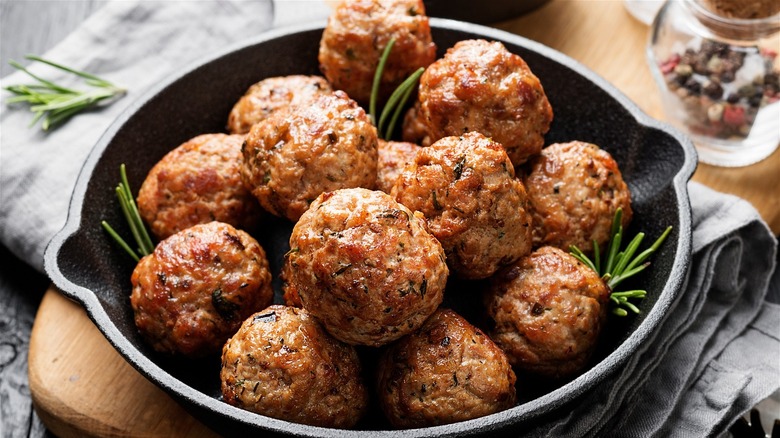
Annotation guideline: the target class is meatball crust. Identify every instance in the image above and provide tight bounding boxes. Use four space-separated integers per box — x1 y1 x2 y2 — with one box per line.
392 132 533 279
137 133 263 240
227 75 333 135
418 39 553 165
241 91 378 222
318 0 436 104
130 221 273 357
279 256 302 308
376 139 421 194
522 141 632 254
401 101 433 146
377 308 517 428
221 305 368 428
285 188 448 347
484 246 610 379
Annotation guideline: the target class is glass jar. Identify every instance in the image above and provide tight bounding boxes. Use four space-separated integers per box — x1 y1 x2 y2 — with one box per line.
648 0 780 167
624 0 665 25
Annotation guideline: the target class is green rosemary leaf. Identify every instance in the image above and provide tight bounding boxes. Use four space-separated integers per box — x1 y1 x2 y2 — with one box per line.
7 59 78 94
611 232 645 278
5 55 125 130
611 261 650 285
611 290 647 299
592 239 601 274
116 186 147 256
383 69 422 139
101 221 140 262
103 165 154 260
622 300 641 314
569 245 598 273
612 307 628 317
26 55 113 86
604 225 623 275
120 165 154 255
569 207 670 317
370 38 396 125
623 226 673 274
378 67 424 138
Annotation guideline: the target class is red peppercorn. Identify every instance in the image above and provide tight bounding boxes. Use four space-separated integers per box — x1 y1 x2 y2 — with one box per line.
722 105 746 127
660 54 681 74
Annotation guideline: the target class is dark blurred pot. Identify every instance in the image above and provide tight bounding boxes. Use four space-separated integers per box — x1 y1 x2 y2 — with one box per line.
423 0 551 23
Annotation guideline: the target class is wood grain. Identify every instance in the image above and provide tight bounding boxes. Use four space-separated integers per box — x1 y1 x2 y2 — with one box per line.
27 0 780 436
28 289 218 438
0 0 105 78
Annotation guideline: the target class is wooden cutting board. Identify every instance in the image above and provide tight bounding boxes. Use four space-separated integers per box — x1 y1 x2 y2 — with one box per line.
28 288 219 437
28 1 780 436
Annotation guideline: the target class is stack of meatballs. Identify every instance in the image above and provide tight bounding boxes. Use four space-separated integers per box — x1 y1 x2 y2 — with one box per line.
126 0 634 430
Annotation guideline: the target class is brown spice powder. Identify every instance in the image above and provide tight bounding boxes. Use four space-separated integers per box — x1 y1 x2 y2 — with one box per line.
701 0 780 19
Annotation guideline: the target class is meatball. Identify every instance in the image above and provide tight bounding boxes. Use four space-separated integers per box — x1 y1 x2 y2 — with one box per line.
279 256 302 308
137 133 263 240
484 246 610 379
285 188 448 347
221 305 368 428
226 75 333 135
241 91 378 222
318 0 436 105
377 308 517 428
522 141 632 254
392 132 533 279
417 39 553 165
130 221 273 357
376 139 421 194
401 101 433 146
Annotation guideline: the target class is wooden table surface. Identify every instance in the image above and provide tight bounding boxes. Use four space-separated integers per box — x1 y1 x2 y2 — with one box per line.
26 0 780 437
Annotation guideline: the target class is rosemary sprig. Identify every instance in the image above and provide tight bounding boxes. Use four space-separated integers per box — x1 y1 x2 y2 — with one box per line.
370 39 395 125
378 67 424 140
368 39 424 140
101 164 154 261
570 208 672 316
4 55 125 131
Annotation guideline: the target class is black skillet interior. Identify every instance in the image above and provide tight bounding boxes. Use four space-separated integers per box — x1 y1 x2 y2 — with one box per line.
45 20 695 437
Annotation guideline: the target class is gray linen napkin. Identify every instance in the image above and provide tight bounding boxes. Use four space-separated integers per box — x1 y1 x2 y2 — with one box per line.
1 1 778 436
0 0 278 272
521 182 779 438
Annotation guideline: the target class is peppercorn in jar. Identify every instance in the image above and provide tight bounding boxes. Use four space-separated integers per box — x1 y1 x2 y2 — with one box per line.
648 0 780 166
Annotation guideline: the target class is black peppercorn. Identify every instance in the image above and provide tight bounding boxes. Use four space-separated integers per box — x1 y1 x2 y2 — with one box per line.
685 77 702 94
721 70 736 83
703 81 723 99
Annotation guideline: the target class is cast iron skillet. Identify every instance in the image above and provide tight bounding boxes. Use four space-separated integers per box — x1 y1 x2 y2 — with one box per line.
424 0 550 23
44 19 696 437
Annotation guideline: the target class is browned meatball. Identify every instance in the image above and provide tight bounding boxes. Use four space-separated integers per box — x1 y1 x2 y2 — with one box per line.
377 308 517 428
522 141 632 254
241 91 378 222
221 305 368 428
226 75 333 135
376 139 421 194
318 0 436 105
130 222 273 357
418 39 553 165
392 132 533 279
401 101 433 146
285 188 448 347
484 246 610 379
279 256 302 308
137 133 263 240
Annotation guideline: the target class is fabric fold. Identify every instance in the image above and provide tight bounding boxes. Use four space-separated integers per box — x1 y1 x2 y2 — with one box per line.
1 0 275 273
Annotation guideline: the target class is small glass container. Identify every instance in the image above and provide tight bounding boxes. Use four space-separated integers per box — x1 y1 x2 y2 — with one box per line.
648 0 780 167
624 0 665 25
